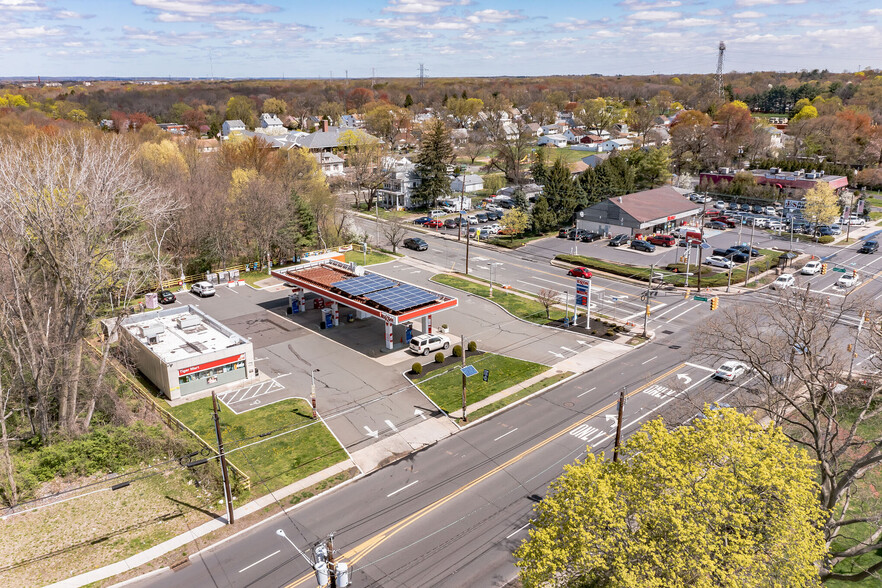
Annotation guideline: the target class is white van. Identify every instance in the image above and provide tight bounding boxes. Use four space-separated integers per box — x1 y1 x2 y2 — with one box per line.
429 209 446 218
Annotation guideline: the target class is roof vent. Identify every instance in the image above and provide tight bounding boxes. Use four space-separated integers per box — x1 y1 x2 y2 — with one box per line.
176 315 201 330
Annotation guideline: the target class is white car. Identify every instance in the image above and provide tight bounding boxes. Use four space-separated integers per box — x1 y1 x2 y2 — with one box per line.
830 224 842 235
767 220 784 231
764 206 777 216
467 215 479 225
190 281 216 297
409 333 451 356
837 273 860 288
770 274 795 290
714 200 727 210
714 360 748 381
705 256 736 269
801 261 822 275
485 223 501 234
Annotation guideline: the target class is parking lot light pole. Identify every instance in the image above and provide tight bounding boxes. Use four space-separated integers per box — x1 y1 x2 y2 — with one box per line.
311 368 320 419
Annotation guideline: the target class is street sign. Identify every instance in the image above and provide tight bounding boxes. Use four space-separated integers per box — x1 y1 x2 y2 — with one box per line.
832 267 847 273
483 369 490 382
693 295 708 301
461 365 479 377
700 243 710 249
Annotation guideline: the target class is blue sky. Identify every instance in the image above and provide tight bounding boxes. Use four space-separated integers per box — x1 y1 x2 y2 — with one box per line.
3 0 881 78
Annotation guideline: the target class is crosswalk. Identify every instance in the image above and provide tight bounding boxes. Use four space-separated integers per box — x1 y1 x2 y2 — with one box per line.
216 378 286 413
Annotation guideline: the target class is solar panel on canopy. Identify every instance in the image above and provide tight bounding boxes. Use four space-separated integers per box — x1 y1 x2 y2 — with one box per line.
331 275 395 297
365 284 438 311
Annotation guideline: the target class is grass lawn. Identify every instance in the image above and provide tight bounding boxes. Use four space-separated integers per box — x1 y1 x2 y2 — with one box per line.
169 398 347 494
487 231 556 249
465 372 573 422
344 249 396 266
351 202 412 220
431 273 568 324
556 249 785 288
240 269 271 287
414 353 549 414
537 146 590 165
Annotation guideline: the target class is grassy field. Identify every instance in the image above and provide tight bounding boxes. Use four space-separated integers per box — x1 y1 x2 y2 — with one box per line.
414 353 549 414
487 232 556 249
537 146 589 165
431 273 568 324
169 398 348 494
465 372 573 422
344 249 396 266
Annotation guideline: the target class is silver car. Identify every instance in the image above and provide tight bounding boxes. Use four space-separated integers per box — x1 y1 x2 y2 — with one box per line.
190 281 216 297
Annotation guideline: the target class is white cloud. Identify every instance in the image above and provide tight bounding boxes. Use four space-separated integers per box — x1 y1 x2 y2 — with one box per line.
0 25 63 39
466 9 526 24
0 0 44 11
132 0 279 18
736 0 804 5
509 40 526 46
645 31 681 40
630 10 681 20
383 0 455 14
669 18 717 27
618 0 681 8
734 11 765 18
868 8 882 16
54 10 91 19
699 8 722 15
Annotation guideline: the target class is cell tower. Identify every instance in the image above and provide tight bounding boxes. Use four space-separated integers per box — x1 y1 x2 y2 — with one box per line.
418 63 426 88
716 41 726 101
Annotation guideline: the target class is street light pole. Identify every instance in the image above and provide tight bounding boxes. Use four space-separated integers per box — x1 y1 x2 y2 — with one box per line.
311 368 320 419
613 386 626 462
643 263 655 337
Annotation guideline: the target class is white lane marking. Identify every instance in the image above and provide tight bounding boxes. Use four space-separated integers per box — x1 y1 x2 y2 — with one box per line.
560 346 577 354
385 419 399 432
517 279 549 290
364 426 379 438
641 355 657 365
577 387 597 398
642 384 676 398
532 276 573 288
494 428 519 442
414 408 426 420
548 351 564 358
238 550 280 573
506 522 531 539
647 299 688 320
387 480 419 498
569 424 599 441
685 362 717 372
666 303 699 323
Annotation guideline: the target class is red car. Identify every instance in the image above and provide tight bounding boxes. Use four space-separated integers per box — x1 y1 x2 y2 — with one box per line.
567 267 593 279
646 234 675 247
424 219 444 228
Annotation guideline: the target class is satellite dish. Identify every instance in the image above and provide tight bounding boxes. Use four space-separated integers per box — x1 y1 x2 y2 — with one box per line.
354 265 365 276
579 211 584 218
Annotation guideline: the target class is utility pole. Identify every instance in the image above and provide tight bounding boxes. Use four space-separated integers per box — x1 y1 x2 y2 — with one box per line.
643 263 654 337
613 386 626 462
697 193 708 292
375 194 380 246
212 392 234 525
845 189 856 243
311 368 320 419
461 334 468 422
848 312 865 380
743 221 755 287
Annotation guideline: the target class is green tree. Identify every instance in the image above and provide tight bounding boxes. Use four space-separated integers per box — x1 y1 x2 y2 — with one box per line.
791 104 819 123
403 94 414 108
412 119 453 208
500 208 529 240
635 146 672 188
530 149 549 184
542 158 577 225
225 95 257 128
516 409 826 588
511 187 528 211
530 196 557 232
447 97 484 128
803 182 840 225
575 97 624 135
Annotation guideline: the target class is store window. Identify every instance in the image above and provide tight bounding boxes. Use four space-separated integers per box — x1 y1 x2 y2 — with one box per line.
179 360 246 387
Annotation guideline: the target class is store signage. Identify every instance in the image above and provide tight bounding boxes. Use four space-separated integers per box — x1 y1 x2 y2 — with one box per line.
178 353 245 376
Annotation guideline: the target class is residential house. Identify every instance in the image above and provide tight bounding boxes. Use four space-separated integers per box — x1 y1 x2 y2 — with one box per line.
524 122 542 137
541 123 568 135
222 119 246 138
581 153 610 168
257 113 286 136
293 120 379 152
195 138 220 153
568 161 590 177
378 156 421 209
158 123 188 135
653 115 671 127
537 134 569 148
563 128 589 144
314 152 345 177
612 123 630 137
598 138 633 152
450 128 469 145
765 127 784 151
450 174 484 193
340 114 362 128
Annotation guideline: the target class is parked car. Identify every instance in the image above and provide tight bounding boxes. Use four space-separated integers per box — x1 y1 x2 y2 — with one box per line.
413 216 432 225
646 234 675 247
424 219 444 228
728 202 741 211
558 227 572 238
409 333 451 356
752 205 765 214
630 239 656 253
815 226 834 237
567 267 593 279
830 224 842 235
467 215 479 225
801 260 822 275
770 274 795 290
714 200 727 210
858 240 879 254
731 244 759 257
476 212 489 223
837 273 860 288
705 256 736 269
722 248 749 263
764 206 777 216
705 220 728 230
444 219 459 229
403 237 428 251
767 220 785 231
580 232 603 242
846 217 866 226
608 234 630 247
740 203 752 212
485 211 500 221
158 290 176 304
190 281 216 297
714 360 748 381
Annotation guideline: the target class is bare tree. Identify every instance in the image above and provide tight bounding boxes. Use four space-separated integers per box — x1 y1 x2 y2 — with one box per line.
537 288 561 319
381 217 409 253
342 131 391 211
488 126 533 185
695 288 882 582
458 130 490 165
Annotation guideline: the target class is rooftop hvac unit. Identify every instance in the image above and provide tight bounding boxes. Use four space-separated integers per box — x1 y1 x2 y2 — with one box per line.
176 315 201 330
805 173 817 179
719 167 730 174
769 167 779 174
818 170 825 176
140 324 165 339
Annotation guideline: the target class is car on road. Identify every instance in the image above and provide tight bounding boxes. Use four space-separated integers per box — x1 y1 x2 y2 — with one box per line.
567 267 593 279
714 360 749 381
858 240 879 254
845 217 866 226
424 219 444 228
403 237 429 251
444 218 459 229
770 274 795 290
705 256 736 269
705 220 728 230
608 234 630 247
767 220 785 230
801 260 823 275
646 234 675 247
158 290 177 304
409 333 451 356
630 239 656 253
190 281 216 297
837 273 860 288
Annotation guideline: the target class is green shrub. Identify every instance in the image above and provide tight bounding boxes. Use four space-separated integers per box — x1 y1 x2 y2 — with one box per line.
453 344 463 357
817 235 834 244
412 362 423 375
467 341 477 352
434 352 444 363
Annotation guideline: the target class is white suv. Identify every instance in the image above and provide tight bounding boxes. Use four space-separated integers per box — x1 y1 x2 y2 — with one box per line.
409 333 451 356
801 261 822 275
191 281 216 297
770 274 795 290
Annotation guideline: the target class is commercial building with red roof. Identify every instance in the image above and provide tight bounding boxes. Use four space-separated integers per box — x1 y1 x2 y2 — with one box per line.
575 186 701 238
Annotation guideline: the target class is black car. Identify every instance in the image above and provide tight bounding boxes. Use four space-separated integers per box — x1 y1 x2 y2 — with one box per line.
158 290 176 304
608 234 630 247
403 237 428 251
731 244 759 257
815 226 834 237
630 239 656 253
444 219 458 229
558 228 571 238
859 240 879 254
721 248 749 263
476 213 489 223
580 232 603 242
485 211 500 221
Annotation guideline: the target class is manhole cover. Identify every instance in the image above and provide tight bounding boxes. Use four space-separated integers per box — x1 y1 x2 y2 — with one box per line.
662 330 675 335
564 402 574 408
669 345 682 350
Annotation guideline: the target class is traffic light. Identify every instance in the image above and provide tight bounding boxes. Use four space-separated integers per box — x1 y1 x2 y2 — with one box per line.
847 344 853 352
821 263 828 274
709 297 719 311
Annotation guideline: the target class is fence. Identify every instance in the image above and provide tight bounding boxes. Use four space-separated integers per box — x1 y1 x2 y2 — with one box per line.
86 341 251 491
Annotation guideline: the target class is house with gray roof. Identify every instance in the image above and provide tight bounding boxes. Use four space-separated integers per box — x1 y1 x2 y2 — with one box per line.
222 119 246 137
575 186 700 238
581 152 610 168
293 121 379 152
257 113 285 136
450 174 483 193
